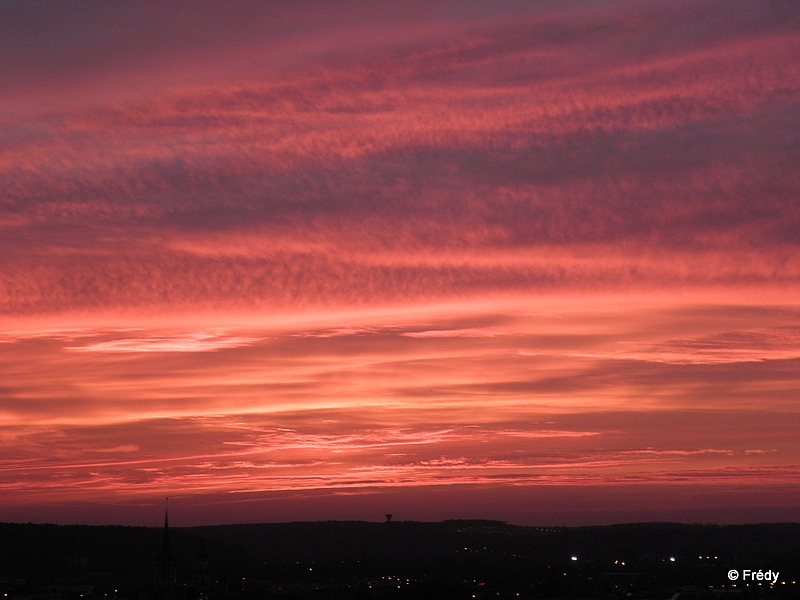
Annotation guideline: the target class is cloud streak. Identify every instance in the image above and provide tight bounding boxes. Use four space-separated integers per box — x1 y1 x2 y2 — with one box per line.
65 331 262 353
2 2 799 316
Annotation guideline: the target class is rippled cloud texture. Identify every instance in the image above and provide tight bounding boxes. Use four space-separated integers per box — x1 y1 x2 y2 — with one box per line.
2 0 799 525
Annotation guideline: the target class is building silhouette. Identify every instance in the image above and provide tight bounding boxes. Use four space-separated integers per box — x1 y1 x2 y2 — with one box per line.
192 538 211 600
154 501 176 600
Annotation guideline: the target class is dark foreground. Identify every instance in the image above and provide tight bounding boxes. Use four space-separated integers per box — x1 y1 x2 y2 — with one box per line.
1 520 798 600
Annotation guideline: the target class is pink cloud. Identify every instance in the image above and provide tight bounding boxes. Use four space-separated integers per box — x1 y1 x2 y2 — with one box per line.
66 331 261 353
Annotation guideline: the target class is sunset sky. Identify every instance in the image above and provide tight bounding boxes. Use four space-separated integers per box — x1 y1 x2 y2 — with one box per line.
2 0 799 527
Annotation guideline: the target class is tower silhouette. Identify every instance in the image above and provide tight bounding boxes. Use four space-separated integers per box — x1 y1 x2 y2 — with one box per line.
155 499 176 600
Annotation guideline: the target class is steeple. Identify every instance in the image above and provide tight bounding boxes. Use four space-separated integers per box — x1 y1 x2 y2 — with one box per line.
155 497 176 599
161 497 172 562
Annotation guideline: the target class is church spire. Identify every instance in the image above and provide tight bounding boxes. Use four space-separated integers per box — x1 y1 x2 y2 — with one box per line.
156 497 176 599
161 497 172 561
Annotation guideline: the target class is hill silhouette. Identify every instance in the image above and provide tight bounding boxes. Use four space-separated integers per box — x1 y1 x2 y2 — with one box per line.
1 520 798 599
